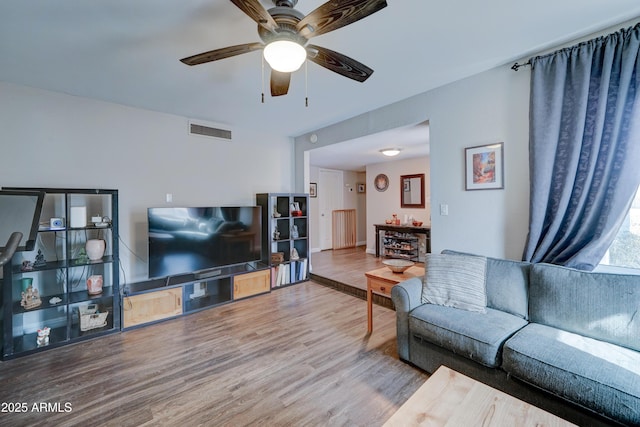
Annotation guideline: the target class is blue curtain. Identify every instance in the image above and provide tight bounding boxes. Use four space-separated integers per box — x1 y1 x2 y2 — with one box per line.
523 23 640 270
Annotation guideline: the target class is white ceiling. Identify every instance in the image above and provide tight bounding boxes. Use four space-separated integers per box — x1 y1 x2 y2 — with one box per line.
309 121 430 172
1 1 639 170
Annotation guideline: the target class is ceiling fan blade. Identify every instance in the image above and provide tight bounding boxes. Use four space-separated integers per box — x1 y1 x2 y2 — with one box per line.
230 0 279 33
307 44 373 82
180 43 263 66
296 0 387 38
270 70 291 97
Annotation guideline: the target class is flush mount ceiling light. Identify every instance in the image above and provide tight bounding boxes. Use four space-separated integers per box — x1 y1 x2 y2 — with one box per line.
263 39 307 72
380 148 402 157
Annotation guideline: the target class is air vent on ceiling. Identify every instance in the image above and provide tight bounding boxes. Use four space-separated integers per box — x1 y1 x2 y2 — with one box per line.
189 121 232 141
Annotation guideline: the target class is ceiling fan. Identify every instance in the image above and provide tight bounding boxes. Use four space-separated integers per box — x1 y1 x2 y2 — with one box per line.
180 0 388 97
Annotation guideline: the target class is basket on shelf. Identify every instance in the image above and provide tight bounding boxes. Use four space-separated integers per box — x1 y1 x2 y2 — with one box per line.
271 252 285 264
79 304 108 331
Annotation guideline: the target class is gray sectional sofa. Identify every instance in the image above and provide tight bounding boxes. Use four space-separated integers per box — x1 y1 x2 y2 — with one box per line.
391 250 640 426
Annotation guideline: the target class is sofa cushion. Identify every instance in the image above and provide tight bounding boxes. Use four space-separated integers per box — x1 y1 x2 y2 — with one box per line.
530 263 640 352
421 253 487 313
442 250 529 319
409 303 527 367
503 323 640 424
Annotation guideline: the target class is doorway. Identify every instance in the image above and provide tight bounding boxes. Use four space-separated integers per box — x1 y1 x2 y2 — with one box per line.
319 169 343 250
304 120 430 255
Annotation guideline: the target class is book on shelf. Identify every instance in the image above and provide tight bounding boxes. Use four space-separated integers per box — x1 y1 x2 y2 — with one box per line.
299 258 308 281
270 258 308 287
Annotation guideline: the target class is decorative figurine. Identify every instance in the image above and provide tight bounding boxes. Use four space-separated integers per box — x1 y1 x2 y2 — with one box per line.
291 248 300 261
33 249 46 268
21 260 33 271
36 327 51 347
21 284 42 310
273 227 280 240
273 207 281 218
291 225 299 239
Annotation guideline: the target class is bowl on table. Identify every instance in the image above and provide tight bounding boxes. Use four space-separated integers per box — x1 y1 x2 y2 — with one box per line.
382 259 415 273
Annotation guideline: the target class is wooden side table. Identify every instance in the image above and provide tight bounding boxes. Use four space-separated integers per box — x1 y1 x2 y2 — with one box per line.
365 265 425 333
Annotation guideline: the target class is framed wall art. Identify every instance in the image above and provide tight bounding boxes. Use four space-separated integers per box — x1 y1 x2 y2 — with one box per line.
357 183 366 193
465 143 504 190
374 174 389 192
310 182 317 198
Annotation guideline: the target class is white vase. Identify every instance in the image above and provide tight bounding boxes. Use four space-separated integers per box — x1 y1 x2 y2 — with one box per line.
85 239 105 261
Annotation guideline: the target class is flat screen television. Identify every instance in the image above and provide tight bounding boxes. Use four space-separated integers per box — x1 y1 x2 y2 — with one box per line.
148 206 262 278
0 190 45 252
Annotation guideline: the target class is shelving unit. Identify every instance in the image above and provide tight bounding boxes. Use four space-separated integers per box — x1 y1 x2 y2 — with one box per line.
256 193 309 288
374 224 431 262
1 188 119 359
383 231 419 261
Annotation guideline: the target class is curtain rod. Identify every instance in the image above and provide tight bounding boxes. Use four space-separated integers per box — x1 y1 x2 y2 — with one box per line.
511 21 640 72
511 61 531 71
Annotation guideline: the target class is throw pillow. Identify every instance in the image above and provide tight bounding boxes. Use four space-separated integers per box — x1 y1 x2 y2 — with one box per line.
422 253 488 312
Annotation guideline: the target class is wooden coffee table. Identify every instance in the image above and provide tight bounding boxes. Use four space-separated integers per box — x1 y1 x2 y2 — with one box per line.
384 366 576 426
365 265 424 333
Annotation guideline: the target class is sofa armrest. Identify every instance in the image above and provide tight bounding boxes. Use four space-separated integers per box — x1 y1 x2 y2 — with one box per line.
391 277 423 361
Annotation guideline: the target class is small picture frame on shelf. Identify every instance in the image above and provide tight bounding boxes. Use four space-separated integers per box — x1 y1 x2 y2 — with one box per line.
310 182 317 198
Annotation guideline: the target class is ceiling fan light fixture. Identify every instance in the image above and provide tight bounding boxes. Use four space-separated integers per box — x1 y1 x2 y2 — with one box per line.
263 40 307 72
380 148 402 157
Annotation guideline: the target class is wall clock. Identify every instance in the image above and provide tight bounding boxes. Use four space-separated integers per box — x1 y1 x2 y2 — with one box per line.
374 174 389 192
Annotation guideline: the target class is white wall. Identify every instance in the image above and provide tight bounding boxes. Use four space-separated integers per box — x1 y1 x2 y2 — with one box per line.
295 65 530 260
0 82 293 283
366 156 431 254
428 68 530 258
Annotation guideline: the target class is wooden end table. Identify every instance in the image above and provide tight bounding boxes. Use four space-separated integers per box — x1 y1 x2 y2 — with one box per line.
365 265 424 333
383 366 576 426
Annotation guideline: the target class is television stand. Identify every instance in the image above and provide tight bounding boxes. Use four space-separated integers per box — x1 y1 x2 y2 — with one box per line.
194 268 222 280
123 263 271 329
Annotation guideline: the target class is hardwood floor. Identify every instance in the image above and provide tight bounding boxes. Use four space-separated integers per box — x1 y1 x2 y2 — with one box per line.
309 246 424 310
309 246 385 292
0 280 428 426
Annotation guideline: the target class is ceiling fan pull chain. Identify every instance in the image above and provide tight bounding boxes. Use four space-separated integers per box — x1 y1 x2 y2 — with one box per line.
305 60 309 107
261 53 265 104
